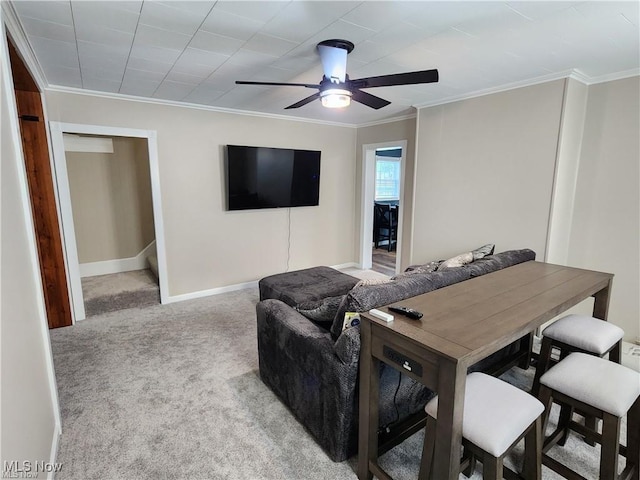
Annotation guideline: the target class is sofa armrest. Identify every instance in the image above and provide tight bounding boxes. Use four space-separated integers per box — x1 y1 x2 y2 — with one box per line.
256 299 360 461
256 299 335 363
334 325 360 366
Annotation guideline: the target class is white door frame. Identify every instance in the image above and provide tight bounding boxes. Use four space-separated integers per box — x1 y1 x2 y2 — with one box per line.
49 122 168 322
359 140 407 273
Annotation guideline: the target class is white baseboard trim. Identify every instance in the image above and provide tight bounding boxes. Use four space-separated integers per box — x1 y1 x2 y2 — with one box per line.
79 241 156 277
331 262 359 270
48 426 61 479
164 280 258 304
163 262 358 305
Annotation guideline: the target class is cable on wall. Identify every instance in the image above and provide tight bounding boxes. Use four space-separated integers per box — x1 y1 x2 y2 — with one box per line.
286 207 291 272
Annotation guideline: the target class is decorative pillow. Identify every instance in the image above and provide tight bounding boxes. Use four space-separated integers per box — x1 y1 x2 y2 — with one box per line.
471 243 495 260
392 264 436 280
437 244 496 271
438 252 473 270
295 295 345 324
403 260 442 274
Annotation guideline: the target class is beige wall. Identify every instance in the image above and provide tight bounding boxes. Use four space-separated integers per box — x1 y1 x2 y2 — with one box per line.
411 76 639 341
45 92 357 296
1 32 58 477
66 136 155 263
356 117 416 270
42 76 639 340
412 80 565 264
569 76 639 341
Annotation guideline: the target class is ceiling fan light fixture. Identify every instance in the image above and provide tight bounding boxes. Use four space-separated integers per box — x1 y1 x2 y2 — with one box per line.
320 88 351 108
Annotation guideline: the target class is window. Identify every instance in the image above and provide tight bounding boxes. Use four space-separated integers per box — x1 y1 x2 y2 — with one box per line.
374 153 401 201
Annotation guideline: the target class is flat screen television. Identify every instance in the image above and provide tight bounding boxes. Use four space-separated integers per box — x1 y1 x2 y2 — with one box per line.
225 145 321 211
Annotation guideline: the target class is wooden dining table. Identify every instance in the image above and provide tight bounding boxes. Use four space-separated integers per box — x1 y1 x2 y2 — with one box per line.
357 260 613 480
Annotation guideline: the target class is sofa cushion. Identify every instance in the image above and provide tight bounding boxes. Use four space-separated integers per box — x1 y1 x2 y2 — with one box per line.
259 266 359 307
295 295 345 325
330 248 536 338
330 268 472 338
464 249 536 277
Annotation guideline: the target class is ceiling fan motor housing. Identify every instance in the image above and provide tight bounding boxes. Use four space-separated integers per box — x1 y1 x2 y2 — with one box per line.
317 39 355 53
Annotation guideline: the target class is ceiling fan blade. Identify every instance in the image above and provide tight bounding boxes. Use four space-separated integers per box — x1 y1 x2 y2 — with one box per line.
285 92 321 109
236 80 320 89
351 89 391 109
350 69 439 89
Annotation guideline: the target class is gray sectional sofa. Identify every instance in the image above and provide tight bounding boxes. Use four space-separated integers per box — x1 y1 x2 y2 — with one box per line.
256 248 536 462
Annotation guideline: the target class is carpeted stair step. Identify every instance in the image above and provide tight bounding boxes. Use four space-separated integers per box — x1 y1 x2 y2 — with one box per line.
82 269 160 317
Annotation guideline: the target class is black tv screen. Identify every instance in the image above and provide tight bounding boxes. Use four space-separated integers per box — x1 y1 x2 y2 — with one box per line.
226 145 321 210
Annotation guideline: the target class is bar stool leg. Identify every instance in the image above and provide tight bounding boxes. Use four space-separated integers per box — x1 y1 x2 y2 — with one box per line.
609 340 622 363
482 455 503 480
461 448 477 477
557 404 574 446
532 337 553 396
418 416 436 480
626 397 639 480
584 416 598 447
523 417 542 480
538 384 554 437
599 412 621 480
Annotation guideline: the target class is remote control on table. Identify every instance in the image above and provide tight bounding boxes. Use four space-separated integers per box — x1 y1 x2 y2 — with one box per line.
387 306 423 319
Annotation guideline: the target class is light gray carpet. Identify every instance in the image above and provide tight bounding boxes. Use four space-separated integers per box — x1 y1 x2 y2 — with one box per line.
81 269 160 317
50 287 626 479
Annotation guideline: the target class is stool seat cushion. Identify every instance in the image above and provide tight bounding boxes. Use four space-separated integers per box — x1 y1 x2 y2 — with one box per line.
425 372 544 457
540 352 640 417
542 314 624 354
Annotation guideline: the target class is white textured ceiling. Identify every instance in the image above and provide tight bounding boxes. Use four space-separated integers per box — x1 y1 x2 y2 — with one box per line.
10 1 640 125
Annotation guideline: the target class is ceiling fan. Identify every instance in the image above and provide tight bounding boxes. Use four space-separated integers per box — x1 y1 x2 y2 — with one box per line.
235 39 439 110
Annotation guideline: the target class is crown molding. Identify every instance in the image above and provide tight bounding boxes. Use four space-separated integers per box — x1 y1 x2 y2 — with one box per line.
414 70 583 110
582 68 640 85
45 84 422 129
356 112 417 128
1 1 48 91
414 68 640 110
566 69 591 85
45 84 360 129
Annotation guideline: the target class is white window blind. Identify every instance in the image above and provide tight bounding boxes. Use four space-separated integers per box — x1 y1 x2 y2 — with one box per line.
374 157 400 201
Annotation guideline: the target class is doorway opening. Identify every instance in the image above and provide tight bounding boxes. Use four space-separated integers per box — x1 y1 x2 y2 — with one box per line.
49 123 168 322
360 140 407 276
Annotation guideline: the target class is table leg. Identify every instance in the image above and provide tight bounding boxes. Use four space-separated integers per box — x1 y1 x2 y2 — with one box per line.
592 279 612 320
432 359 466 480
358 320 379 480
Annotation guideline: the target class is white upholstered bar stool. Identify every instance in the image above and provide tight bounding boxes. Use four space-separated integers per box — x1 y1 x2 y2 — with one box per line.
532 314 624 397
419 372 544 480
538 352 640 480
531 314 625 447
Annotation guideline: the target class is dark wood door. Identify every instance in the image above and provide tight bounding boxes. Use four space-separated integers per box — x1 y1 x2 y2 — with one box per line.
9 39 73 328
